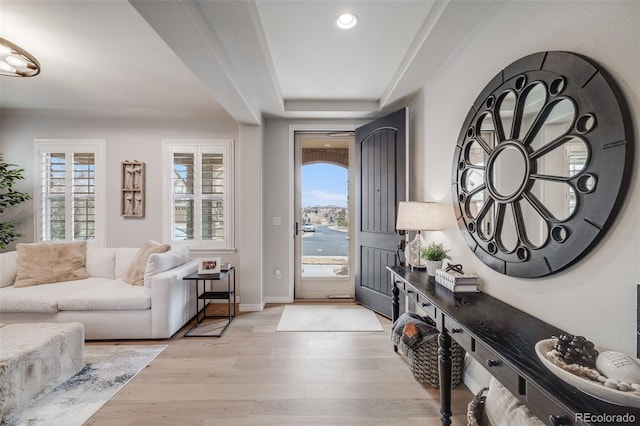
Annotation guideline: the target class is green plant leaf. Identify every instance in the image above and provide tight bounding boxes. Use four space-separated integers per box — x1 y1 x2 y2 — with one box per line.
0 154 31 248
420 242 451 261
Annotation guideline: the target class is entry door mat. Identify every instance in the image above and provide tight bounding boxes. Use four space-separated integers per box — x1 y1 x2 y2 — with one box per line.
276 305 384 332
3 344 166 426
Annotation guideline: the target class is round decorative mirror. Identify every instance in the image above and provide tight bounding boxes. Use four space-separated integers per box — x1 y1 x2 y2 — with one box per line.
452 51 633 277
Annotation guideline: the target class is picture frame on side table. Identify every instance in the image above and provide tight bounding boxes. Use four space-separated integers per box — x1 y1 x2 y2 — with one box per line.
198 257 221 275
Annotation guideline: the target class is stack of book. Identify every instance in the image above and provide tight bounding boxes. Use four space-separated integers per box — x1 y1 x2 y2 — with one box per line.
435 269 479 293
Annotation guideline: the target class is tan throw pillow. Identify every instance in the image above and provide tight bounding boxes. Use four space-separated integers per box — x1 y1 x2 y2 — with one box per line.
124 240 170 286
14 241 89 288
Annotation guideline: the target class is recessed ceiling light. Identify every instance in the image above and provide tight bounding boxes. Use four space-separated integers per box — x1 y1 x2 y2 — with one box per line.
336 13 357 30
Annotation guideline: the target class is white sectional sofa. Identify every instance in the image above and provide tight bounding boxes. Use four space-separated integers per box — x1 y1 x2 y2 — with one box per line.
0 243 198 340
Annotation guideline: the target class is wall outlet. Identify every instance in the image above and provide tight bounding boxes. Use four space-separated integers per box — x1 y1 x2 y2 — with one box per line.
272 217 281 226
274 268 281 279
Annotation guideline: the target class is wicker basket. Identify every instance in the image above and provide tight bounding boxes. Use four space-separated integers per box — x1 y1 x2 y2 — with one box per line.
391 313 465 388
467 387 488 426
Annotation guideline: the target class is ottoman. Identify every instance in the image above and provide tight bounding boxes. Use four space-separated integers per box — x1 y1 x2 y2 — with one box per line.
0 322 84 420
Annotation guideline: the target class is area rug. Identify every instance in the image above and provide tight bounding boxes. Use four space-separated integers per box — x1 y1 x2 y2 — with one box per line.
276 305 384 332
3 344 166 426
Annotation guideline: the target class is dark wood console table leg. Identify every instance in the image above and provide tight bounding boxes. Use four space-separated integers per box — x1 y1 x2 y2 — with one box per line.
438 331 452 426
392 280 400 352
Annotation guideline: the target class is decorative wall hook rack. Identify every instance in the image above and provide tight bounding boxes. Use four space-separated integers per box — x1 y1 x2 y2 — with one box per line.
121 161 145 217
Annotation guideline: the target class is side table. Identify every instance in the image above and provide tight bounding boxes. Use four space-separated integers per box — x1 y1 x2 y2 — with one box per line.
182 267 236 337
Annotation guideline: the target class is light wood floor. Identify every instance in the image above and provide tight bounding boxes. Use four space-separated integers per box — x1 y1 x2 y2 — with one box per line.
86 303 473 425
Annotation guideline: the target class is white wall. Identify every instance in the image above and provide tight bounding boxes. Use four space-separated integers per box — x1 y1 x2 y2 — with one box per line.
237 124 264 310
1 108 238 250
408 0 640 390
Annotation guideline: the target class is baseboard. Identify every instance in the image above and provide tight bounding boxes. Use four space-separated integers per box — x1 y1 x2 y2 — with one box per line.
463 372 487 396
239 303 265 312
463 355 492 394
263 296 293 304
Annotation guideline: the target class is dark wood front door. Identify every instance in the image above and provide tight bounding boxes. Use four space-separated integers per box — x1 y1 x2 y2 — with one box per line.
354 108 407 318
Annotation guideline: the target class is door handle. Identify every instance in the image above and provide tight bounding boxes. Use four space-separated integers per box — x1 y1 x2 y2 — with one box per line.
295 221 299 236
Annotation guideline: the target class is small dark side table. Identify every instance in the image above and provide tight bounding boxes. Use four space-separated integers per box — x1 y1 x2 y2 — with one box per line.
182 267 236 337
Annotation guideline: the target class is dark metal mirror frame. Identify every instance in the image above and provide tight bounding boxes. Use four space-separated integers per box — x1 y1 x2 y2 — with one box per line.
452 51 633 278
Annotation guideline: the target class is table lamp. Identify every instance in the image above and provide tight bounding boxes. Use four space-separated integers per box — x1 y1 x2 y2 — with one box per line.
396 201 440 270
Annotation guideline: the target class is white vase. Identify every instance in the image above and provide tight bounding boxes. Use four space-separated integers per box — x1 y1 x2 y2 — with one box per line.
425 260 442 276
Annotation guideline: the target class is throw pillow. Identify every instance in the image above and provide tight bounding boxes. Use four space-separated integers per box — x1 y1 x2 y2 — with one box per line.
123 240 170 286
483 377 545 426
85 247 117 279
0 251 17 288
14 241 89 288
114 248 139 279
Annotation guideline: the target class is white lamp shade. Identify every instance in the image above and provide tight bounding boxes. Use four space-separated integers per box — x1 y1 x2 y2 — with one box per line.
396 201 440 231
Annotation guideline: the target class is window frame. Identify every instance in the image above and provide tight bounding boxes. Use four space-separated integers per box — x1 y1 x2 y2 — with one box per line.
162 139 235 252
33 139 106 247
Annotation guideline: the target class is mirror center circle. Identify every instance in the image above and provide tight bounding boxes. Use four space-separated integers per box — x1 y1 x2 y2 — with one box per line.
486 141 529 202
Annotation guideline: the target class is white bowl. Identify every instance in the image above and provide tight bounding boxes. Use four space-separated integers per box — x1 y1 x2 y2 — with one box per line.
535 339 640 408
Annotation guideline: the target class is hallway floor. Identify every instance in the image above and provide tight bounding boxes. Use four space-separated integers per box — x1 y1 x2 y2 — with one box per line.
87 303 473 425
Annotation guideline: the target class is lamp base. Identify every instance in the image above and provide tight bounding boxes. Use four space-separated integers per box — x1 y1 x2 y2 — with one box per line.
404 232 427 270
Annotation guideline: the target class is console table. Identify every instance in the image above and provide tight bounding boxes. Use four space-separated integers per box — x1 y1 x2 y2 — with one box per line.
388 266 640 425
183 268 236 337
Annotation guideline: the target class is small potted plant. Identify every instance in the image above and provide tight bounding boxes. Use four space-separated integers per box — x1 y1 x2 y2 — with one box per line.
421 242 451 276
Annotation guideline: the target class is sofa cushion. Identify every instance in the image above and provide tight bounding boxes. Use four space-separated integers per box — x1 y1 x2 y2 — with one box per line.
14 241 89 288
124 241 170 286
144 245 190 288
0 251 17 288
114 248 139 279
0 278 105 313
57 279 151 311
85 247 116 279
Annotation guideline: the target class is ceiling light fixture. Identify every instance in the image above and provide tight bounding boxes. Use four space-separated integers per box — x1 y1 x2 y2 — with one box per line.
336 13 357 30
0 38 40 77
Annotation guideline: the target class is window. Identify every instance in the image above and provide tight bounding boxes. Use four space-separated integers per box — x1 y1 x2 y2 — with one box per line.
34 140 106 246
163 140 234 251
566 142 588 213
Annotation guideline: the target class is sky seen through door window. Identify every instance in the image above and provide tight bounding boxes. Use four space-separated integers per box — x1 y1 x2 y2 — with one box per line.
302 163 347 208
